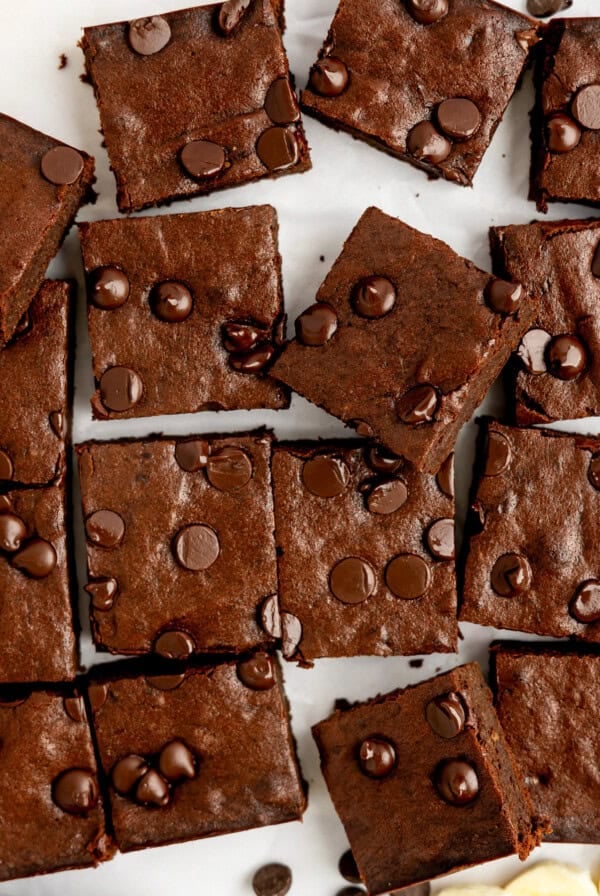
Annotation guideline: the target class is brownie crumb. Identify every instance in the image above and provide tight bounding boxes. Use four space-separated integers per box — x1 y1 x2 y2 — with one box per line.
409 658 424 668
319 255 325 262
58 54 68 70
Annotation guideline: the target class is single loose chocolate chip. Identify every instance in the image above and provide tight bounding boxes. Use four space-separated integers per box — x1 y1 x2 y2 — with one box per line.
173 524 220 571
218 0 252 35
302 455 350 497
353 276 396 318
159 740 197 783
396 384 439 425
310 57 349 97
135 769 171 807
85 577 118 611
150 281 193 322
0 449 13 480
572 85 600 130
85 510 125 548
426 692 466 738
484 430 512 477
435 759 479 805
88 683 108 712
593 243 600 278
407 121 452 164
570 580 600 624
437 452 454 498
330 557 376 604
238 652 276 690
547 114 581 153
281 612 303 658
52 769 99 815
359 737 396 778
175 439 210 472
40 146 84 185
145 672 186 691
367 480 408 514
252 863 292 896
230 344 275 372
546 334 587 380
589 455 600 490
437 98 481 140
112 755 148 795
386 553 431 599
527 0 571 16
260 594 282 639
63 696 86 723
154 630 195 659
407 0 448 23
295 302 338 345
128 16 171 55
99 366 143 412
366 446 402 475
256 127 299 171
518 329 551 375
426 518 455 560
11 538 57 578
222 321 267 353
206 446 253 491
265 78 300 125
491 553 532 597
89 267 130 310
486 278 523 315
339 849 361 884
180 140 226 179
49 411 66 438
0 513 26 552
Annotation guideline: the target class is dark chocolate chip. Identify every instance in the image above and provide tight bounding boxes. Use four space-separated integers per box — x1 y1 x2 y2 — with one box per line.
237 652 277 690
135 769 170 807
546 334 587 380
572 85 600 129
99 366 143 412
150 281 193 322
330 557 376 604
145 673 186 691
589 455 600 490
218 0 252 35
407 121 452 164
547 114 581 153
336 889 364 896
484 430 512 477
40 146 84 185
527 0 571 15
353 276 396 319
367 480 408 515
230 344 275 372
206 447 253 491
154 630 195 659
11 538 57 578
358 737 396 778
436 453 454 498
569 580 600 624
0 449 14 480
0 513 26 552
222 322 267 353
366 446 402 475
85 577 118 611
260 594 282 639
112 755 148 795
486 278 523 315
302 455 350 497
175 439 210 472
63 696 86 723
491 553 532 597
339 849 361 884
396 384 439 425
281 612 302 658
180 140 226 179
406 0 448 23
386 554 431 599
265 78 300 125
437 98 481 140
435 759 479 805
52 769 99 815
252 863 292 896
426 692 466 738
49 411 66 438
85 510 125 548
89 266 130 310
256 127 299 171
295 302 338 346
426 518 455 560
128 16 171 55
159 740 197 783
88 683 108 712
173 524 220 571
518 329 551 375
309 57 349 97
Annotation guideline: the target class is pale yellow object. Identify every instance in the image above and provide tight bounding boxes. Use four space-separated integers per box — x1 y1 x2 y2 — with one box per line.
435 888 505 896
504 862 597 896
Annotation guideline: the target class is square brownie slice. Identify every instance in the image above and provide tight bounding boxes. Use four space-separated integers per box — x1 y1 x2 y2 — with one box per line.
461 420 600 641
272 441 457 662
0 479 77 684
272 207 537 473
87 656 306 852
491 219 600 425
78 206 289 420
0 114 94 345
0 280 72 485
301 0 537 187
531 18 600 212
0 686 113 881
312 663 544 895
77 432 278 657
80 1 310 212
492 643 600 843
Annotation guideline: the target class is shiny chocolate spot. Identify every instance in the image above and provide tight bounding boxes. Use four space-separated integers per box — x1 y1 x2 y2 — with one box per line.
206 447 253 491
173 524 220 571
85 510 125 548
260 594 282 639
145 673 186 691
491 553 532 597
396 384 439 425
407 0 448 23
437 452 454 498
222 321 267 353
99 366 143 412
265 77 300 125
518 329 551 375
386 554 431 599
88 683 108 712
128 16 171 55
281 612 302 659
238 652 277 690
547 113 581 153
218 0 252 34
150 281 193 322
252 863 292 896
295 302 338 346
426 518 455 560
112 755 148 795
11 538 56 578
85 577 118 611
338 850 361 884
0 513 26 552
353 276 396 319
435 759 479 805
570 580 600 624
41 146 84 185
486 278 523 315
229 344 275 373
588 455 600 490
437 98 481 140
0 449 13 480
89 266 130 310
49 411 66 438
330 557 376 604
175 439 210 472
572 85 600 130
52 769 99 815
159 740 197 783
546 334 587 380
407 121 451 164
135 769 170 807
256 127 299 171
309 57 349 97
358 737 396 778
180 140 225 179
63 696 86 723
302 455 350 497
154 630 195 659
352 419 374 437
366 446 402 475
426 692 466 738
484 430 512 477
366 480 408 514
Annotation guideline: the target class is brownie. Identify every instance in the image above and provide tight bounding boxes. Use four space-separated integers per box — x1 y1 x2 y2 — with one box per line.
300 0 537 188
271 441 457 661
78 206 289 420
312 663 544 895
531 18 600 211
87 656 306 852
461 420 600 642
491 219 600 425
0 686 113 881
0 280 72 485
77 431 278 657
0 113 94 345
0 479 77 684
492 643 600 843
80 1 310 213
272 207 538 473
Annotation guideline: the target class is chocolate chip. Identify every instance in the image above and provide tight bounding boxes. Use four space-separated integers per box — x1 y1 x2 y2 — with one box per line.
330 557 377 604
49 411 66 438
85 510 125 548
491 553 532 597
40 146 84 185
435 759 479 805
518 329 551 375
145 672 186 691
112 755 148 795
256 127 299 171
406 0 448 23
260 594 282 639
89 266 130 310
154 630 195 659
180 140 226 179
0 449 14 480
99 366 143 412
218 0 252 35
386 554 431 599
546 334 587 380
572 85 600 130
222 321 267 353
63 696 86 723
353 276 396 319
0 513 26 552
302 455 350 498
85 577 118 611
593 243 600 278
295 302 338 346
135 769 170 807
486 278 523 315
396 384 439 425
173 524 220 571
309 57 349 97
437 98 481 140
366 446 402 475
11 538 57 578
589 455 600 490
175 439 210 472
426 692 466 738
337 889 364 896
339 849 361 884
426 518 455 560
150 281 193 322
358 737 396 778
159 740 197 783
484 430 512 477
252 863 292 896
367 480 408 514
206 447 253 491
436 453 454 498
527 0 571 15
407 121 452 164
229 344 275 373
237 652 277 690
352 420 374 437
569 580 600 624
265 78 300 125
52 769 99 815
281 612 303 658
547 114 581 153
128 16 171 55
88 683 108 712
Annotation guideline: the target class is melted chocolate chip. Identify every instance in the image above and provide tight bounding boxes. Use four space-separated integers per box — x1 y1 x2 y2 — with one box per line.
150 281 193 322
154 630 195 659
396 384 439 425
128 16 171 55
437 453 454 498
159 740 197 783
330 557 376 604
135 769 170 807
218 0 252 35
367 479 408 515
252 863 292 896
302 455 350 497
256 127 299 171
40 146 84 185
85 510 125 548
484 430 512 477
295 302 338 346
386 554 431 599
175 439 210 472
570 580 600 624
309 57 349 97
338 849 361 884
222 322 267 353
89 267 130 310
358 737 396 778
518 329 551 375
11 538 57 578
435 759 479 805
49 411 66 438
437 98 481 140
486 278 523 315
407 121 452 164
546 334 587 380
547 114 581 153
88 683 108 712
572 85 600 130
426 518 455 560
173 524 220 571
230 344 275 373
260 594 282 639
63 695 86 723
352 419 374 437
353 276 396 318
112 755 148 795
366 446 402 475
206 447 253 491
0 513 26 552
491 553 532 597
99 366 143 412
281 612 303 658
237 652 276 690
145 672 186 691
52 769 99 815
265 78 300 125
85 577 118 611
407 0 448 23
426 692 466 738
180 140 226 179
589 455 600 490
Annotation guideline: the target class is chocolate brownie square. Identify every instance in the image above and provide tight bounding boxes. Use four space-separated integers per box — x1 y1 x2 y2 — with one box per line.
80 1 310 212
492 643 600 843
87 656 306 852
77 431 278 657
491 219 600 425
0 686 113 881
0 114 94 345
272 207 538 473
461 420 600 642
78 206 289 420
301 0 537 187
271 441 457 661
312 663 544 895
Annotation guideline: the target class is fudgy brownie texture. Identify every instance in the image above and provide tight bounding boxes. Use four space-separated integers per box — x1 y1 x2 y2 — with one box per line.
491 219 600 425
301 0 537 187
531 18 600 211
312 663 544 895
78 206 289 420
461 420 600 642
492 643 600 843
271 441 457 661
80 1 310 212
87 657 306 852
0 480 77 684
0 280 72 485
272 207 538 473
0 687 113 881
77 432 278 657
0 114 94 346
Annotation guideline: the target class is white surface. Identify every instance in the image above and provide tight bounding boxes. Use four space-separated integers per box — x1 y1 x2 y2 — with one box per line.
1 0 600 893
